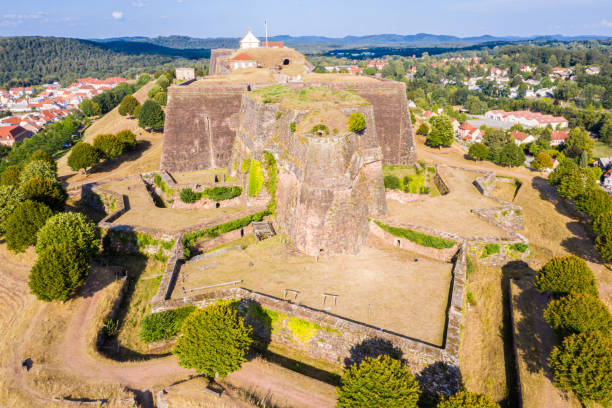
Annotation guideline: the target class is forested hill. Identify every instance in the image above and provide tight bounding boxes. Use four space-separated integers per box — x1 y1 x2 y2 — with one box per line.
0 37 210 88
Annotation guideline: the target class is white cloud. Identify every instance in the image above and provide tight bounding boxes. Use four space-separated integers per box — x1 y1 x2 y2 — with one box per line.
601 19 612 28
132 0 145 7
112 11 123 20
2 11 47 20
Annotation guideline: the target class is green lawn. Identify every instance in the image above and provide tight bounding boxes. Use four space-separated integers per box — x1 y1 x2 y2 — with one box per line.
592 140 612 159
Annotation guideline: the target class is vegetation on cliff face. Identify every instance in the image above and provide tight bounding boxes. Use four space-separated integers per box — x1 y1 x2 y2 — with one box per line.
373 220 457 249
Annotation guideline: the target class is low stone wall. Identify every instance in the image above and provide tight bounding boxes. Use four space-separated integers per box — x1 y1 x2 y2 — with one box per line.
471 205 525 232
468 236 530 266
151 236 184 305
369 220 460 262
385 190 428 204
433 171 450 195
473 170 497 196
96 273 129 349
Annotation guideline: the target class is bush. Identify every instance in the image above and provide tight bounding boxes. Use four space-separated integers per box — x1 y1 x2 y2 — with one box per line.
468 143 489 161
20 160 57 184
574 188 612 220
1 165 21 186
93 133 123 159
594 210 612 235
179 188 202 203
383 175 401 190
67 142 101 175
535 255 598 297
4 200 54 252
509 243 528 253
416 123 430 135
156 75 170 90
531 152 554 170
437 391 500 408
497 142 525 167
204 186 242 201
116 130 138 151
137 73 151 86
118 95 140 116
549 331 612 404
289 121 296 132
147 84 163 99
36 212 100 259
173 301 253 378
595 229 612 262
139 306 196 343
337 355 421 408
153 91 167 106
248 159 264 197
20 176 67 212
0 185 24 234
374 220 456 249
427 115 454 147
138 100 165 131
310 124 329 136
29 150 57 172
348 112 366 133
544 292 612 337
484 244 500 256
28 243 89 302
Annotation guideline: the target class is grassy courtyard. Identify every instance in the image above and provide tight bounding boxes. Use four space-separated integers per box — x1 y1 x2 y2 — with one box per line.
175 235 453 346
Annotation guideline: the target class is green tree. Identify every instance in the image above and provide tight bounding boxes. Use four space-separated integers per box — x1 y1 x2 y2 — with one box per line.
565 127 594 156
67 142 101 175
437 391 500 408
0 165 21 186
153 91 168 106
118 95 140 117
79 99 101 117
468 143 489 161
93 133 124 159
416 123 430 135
549 331 612 405
173 301 253 378
465 95 487 114
535 255 598 297
427 115 454 147
156 75 170 90
593 210 612 235
28 243 89 302
549 158 577 186
363 66 377 75
544 292 612 337
147 84 163 99
348 112 367 133
116 130 138 151
556 167 596 199
531 152 554 170
4 200 54 252
483 129 512 161
20 177 67 212
20 160 57 184
574 188 612 219
138 100 165 131
601 118 612 146
497 142 525 166
595 229 612 262
137 73 151 87
337 355 421 408
553 80 580 101
36 212 100 259
0 185 24 234
29 150 57 172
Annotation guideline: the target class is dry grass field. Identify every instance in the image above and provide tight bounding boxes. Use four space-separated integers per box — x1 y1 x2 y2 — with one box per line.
383 167 507 237
177 235 453 346
102 179 246 232
171 168 238 184
303 73 379 83
195 69 275 85
57 81 163 190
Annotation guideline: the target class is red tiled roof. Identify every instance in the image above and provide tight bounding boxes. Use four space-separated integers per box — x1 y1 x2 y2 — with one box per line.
459 122 475 131
511 131 532 141
230 52 257 61
261 41 284 48
0 125 26 139
2 116 21 125
551 131 568 141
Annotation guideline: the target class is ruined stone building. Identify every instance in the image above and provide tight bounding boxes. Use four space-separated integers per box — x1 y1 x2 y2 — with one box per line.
161 47 416 256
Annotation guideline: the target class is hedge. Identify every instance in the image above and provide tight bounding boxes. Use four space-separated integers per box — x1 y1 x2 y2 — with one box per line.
204 186 242 201
139 306 196 343
373 220 456 249
248 159 264 197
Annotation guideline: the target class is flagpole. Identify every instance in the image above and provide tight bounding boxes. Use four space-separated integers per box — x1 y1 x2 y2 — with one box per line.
265 20 268 48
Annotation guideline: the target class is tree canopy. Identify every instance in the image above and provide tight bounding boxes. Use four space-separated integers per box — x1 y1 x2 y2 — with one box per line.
427 115 454 147
36 212 100 259
535 255 598 297
138 100 165 131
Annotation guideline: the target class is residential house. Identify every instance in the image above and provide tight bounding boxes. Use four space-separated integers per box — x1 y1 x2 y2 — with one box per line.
0 125 33 146
551 131 569 146
457 122 482 143
596 157 612 170
511 130 536 145
602 170 612 192
585 66 600 75
229 53 258 70
423 110 436 119
367 60 388 70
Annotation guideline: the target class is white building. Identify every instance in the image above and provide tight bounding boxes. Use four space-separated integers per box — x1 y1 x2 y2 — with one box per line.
240 29 260 49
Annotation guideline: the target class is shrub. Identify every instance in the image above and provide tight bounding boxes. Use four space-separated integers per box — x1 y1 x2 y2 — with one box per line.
36 212 100 259
138 100 165 131
595 229 612 262
179 188 202 203
468 143 489 161
93 133 124 159
5 200 54 252
204 186 242 201
20 160 57 184
20 176 67 212
437 391 500 408
509 243 528 253
139 306 196 342
310 124 329 136
593 211 612 235
153 91 167 106
116 130 138 151
535 255 598 297
549 331 612 404
483 244 500 256
29 150 57 172
248 159 264 197
497 142 525 167
416 123 430 135
0 185 24 234
67 142 101 175
173 301 253 378
147 84 163 99
383 175 401 190
574 188 612 220
374 220 456 249
118 95 140 116
337 355 420 408
1 165 22 186
133 105 141 118
289 121 296 132
28 243 89 302
348 112 366 133
544 292 612 337
427 115 454 147
156 75 170 90
531 152 554 170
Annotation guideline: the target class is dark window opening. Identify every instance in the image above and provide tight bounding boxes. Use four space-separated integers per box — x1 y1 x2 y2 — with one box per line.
283 59 290 65
215 202 220 208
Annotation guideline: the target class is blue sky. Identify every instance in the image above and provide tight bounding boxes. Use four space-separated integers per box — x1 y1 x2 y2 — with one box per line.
0 0 611 39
